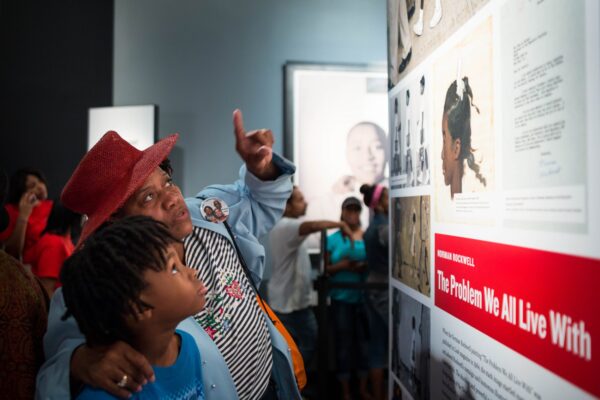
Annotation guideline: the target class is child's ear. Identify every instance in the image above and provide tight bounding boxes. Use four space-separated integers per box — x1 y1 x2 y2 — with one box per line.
127 302 153 321
452 137 461 160
135 307 153 321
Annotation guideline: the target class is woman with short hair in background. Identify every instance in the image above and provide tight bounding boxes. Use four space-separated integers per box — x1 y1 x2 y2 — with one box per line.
0 168 52 262
30 200 80 298
360 183 390 400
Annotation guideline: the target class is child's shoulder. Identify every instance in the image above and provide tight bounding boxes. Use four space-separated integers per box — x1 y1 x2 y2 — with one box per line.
177 329 196 349
76 386 119 400
175 329 201 364
152 330 204 398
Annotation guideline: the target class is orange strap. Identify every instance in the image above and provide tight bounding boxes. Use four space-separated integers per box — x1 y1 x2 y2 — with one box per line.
256 296 307 390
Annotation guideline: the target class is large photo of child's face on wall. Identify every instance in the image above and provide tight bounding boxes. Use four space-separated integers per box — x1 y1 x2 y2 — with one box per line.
392 287 431 400
286 64 389 248
433 17 494 223
392 195 430 296
390 72 431 190
387 0 492 88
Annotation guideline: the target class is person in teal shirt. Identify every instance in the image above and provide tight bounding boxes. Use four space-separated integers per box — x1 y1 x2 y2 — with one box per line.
325 196 371 400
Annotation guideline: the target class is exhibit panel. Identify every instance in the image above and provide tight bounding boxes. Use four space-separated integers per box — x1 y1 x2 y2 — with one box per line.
387 0 600 399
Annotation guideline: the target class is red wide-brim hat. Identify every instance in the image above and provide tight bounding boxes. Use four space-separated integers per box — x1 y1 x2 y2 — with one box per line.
61 131 178 246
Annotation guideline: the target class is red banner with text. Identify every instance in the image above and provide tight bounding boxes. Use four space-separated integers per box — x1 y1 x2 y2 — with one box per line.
435 234 600 398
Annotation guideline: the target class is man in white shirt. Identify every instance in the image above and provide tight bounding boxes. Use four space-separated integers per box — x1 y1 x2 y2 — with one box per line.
267 186 352 372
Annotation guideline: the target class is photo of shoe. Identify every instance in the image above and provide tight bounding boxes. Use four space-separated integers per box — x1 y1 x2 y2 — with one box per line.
408 3 415 19
399 49 412 74
429 0 442 28
413 9 424 36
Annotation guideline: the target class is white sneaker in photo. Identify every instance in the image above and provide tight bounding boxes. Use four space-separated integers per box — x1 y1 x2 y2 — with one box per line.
429 1 442 28
413 10 423 36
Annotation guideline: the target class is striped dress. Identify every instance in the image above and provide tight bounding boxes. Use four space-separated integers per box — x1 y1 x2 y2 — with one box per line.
184 226 272 400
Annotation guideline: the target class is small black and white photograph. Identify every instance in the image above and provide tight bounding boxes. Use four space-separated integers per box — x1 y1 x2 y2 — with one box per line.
392 287 431 400
388 0 492 87
391 195 431 296
390 73 431 190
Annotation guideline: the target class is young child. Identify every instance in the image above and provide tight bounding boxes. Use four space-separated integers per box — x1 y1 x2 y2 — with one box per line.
60 216 208 399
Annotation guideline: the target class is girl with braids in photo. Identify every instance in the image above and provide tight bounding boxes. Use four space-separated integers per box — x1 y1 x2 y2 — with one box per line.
440 77 487 199
61 216 208 399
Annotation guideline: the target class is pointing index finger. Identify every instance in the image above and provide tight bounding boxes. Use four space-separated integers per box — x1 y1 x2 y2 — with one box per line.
233 109 245 141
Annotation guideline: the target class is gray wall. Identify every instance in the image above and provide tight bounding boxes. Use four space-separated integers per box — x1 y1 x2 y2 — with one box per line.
114 0 387 196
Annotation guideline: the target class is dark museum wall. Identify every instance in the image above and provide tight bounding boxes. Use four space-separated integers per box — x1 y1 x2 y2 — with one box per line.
0 0 114 198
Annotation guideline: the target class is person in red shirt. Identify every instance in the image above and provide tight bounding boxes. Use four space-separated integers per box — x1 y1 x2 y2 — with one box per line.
0 169 49 399
30 201 80 298
0 168 53 262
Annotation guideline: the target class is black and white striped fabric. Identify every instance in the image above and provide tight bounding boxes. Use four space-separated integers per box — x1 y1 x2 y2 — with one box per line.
184 226 272 400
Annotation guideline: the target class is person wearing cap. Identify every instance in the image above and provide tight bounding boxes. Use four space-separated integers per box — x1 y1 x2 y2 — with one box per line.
36 109 301 400
359 183 389 400
325 196 371 400
266 186 353 394
0 169 49 400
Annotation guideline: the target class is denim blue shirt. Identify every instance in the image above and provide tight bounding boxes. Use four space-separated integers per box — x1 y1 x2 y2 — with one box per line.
36 154 300 400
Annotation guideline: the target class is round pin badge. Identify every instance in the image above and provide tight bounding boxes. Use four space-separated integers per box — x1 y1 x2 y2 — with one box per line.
200 197 229 223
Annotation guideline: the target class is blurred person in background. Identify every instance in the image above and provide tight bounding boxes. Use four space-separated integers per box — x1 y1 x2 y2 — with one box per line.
29 200 81 298
268 186 353 398
325 196 371 400
0 168 49 399
0 168 52 262
360 183 390 400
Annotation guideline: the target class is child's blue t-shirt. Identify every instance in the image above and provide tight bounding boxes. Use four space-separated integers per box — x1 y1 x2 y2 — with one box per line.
326 230 367 304
76 330 204 400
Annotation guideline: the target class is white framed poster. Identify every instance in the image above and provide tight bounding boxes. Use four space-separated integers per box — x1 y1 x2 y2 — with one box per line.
88 105 158 150
284 63 388 248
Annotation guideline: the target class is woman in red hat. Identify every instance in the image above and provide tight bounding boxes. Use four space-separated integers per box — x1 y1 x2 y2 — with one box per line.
37 109 302 400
